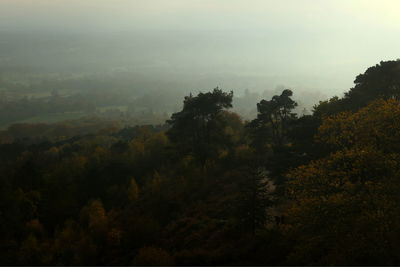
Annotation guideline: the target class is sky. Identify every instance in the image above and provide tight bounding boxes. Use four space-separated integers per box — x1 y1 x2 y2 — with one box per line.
1 0 400 96
1 0 400 31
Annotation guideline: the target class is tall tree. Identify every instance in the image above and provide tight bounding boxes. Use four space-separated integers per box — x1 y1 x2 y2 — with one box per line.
237 167 273 235
248 89 297 149
166 87 234 161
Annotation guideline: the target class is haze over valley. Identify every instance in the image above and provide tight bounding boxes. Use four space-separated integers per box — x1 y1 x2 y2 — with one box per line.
2 1 400 266
1 1 400 127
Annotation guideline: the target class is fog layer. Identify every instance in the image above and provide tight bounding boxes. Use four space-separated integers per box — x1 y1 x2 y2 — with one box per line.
1 0 400 97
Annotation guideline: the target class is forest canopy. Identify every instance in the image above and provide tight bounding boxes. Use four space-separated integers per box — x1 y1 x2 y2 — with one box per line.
1 60 400 265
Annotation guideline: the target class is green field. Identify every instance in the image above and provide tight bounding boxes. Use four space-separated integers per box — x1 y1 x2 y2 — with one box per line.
1 112 88 129
97 105 128 112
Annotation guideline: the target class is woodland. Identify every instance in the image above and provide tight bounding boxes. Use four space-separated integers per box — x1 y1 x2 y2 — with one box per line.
1 60 400 265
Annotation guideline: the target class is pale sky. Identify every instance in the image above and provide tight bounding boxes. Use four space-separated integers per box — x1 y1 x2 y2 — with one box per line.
1 0 400 95
2 0 400 31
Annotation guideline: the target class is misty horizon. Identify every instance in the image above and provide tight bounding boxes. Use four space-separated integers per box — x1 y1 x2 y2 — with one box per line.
1 0 400 100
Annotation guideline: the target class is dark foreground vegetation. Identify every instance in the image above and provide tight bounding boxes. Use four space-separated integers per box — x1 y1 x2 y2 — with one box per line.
1 60 400 265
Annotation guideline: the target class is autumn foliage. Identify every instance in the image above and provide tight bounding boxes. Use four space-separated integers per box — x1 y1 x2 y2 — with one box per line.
2 60 400 265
